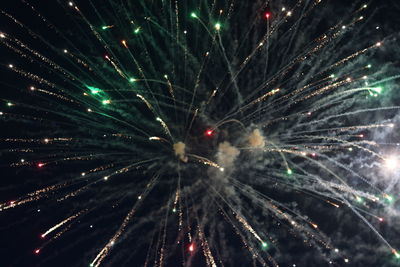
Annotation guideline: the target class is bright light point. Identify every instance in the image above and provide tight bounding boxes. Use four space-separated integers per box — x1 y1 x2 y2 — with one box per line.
183 30 187 34
30 86 35 90
35 249 40 254
134 27 140 34
172 208 176 213
346 77 352 82
393 249 400 259
163 74 168 79
9 64 13 68
219 167 225 172
189 243 195 252
81 172 86 176
342 25 346 29
359 134 364 138
344 259 349 263
0 33 5 38
363 4 368 8
63 49 68 53
90 225 93 228
262 242 268 248
372 87 383 94
190 12 198 18
282 7 286 11
110 241 115 245
334 248 339 253
37 209 40 212
41 234 45 238
104 176 108 180
205 129 213 136
356 196 362 203
348 147 353 151
102 26 107 30
215 23 221 31
378 217 384 222
287 168 293 175
21 159 25 162
265 12 271 19
376 42 382 47
68 2 73 7
102 99 111 105
7 102 13 106
87 108 92 112
138 195 142 200
0 112 3 115
330 74 335 78
384 156 399 171
359 16 364 20
129 78 136 82
38 163 44 168
287 11 292 16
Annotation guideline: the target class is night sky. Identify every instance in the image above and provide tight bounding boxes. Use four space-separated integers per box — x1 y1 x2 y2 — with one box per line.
1 1 400 267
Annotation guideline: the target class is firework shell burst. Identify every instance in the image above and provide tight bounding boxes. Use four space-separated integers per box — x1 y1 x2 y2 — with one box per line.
1 0 400 266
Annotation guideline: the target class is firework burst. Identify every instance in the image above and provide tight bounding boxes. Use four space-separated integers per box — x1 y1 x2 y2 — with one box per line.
1 0 400 266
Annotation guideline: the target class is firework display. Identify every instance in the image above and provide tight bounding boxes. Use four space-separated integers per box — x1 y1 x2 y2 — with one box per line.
1 0 400 266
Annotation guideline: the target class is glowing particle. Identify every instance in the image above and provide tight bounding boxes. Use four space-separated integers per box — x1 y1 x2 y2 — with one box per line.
372 87 383 94
0 112 3 115
81 172 86 176
68 2 73 7
63 49 68 53
0 33 5 38
38 163 44 168
344 259 349 263
265 12 271 19
30 86 35 90
101 26 108 30
9 64 13 68
205 129 213 136
138 195 142 200
219 167 225 172
121 40 128 48
287 11 292 16
21 159 25 162
102 99 111 105
393 249 400 259
378 217 384 222
44 138 49 143
334 248 339 253
189 243 195 252
190 12 198 18
348 148 353 151
356 196 363 203
172 208 176 213
376 42 382 47
367 64 372 68
262 242 268 248
134 27 140 34
7 102 13 107
215 23 221 31
87 108 92 112
90 225 93 228
287 168 293 175
129 78 136 82
104 176 108 180
35 249 40 254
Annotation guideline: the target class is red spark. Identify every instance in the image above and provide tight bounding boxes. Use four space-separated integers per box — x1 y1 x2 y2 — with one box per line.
205 129 214 136
188 243 195 252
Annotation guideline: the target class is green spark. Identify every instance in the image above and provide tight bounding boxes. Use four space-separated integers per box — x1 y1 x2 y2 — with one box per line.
287 168 293 175
134 27 140 34
190 12 198 18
